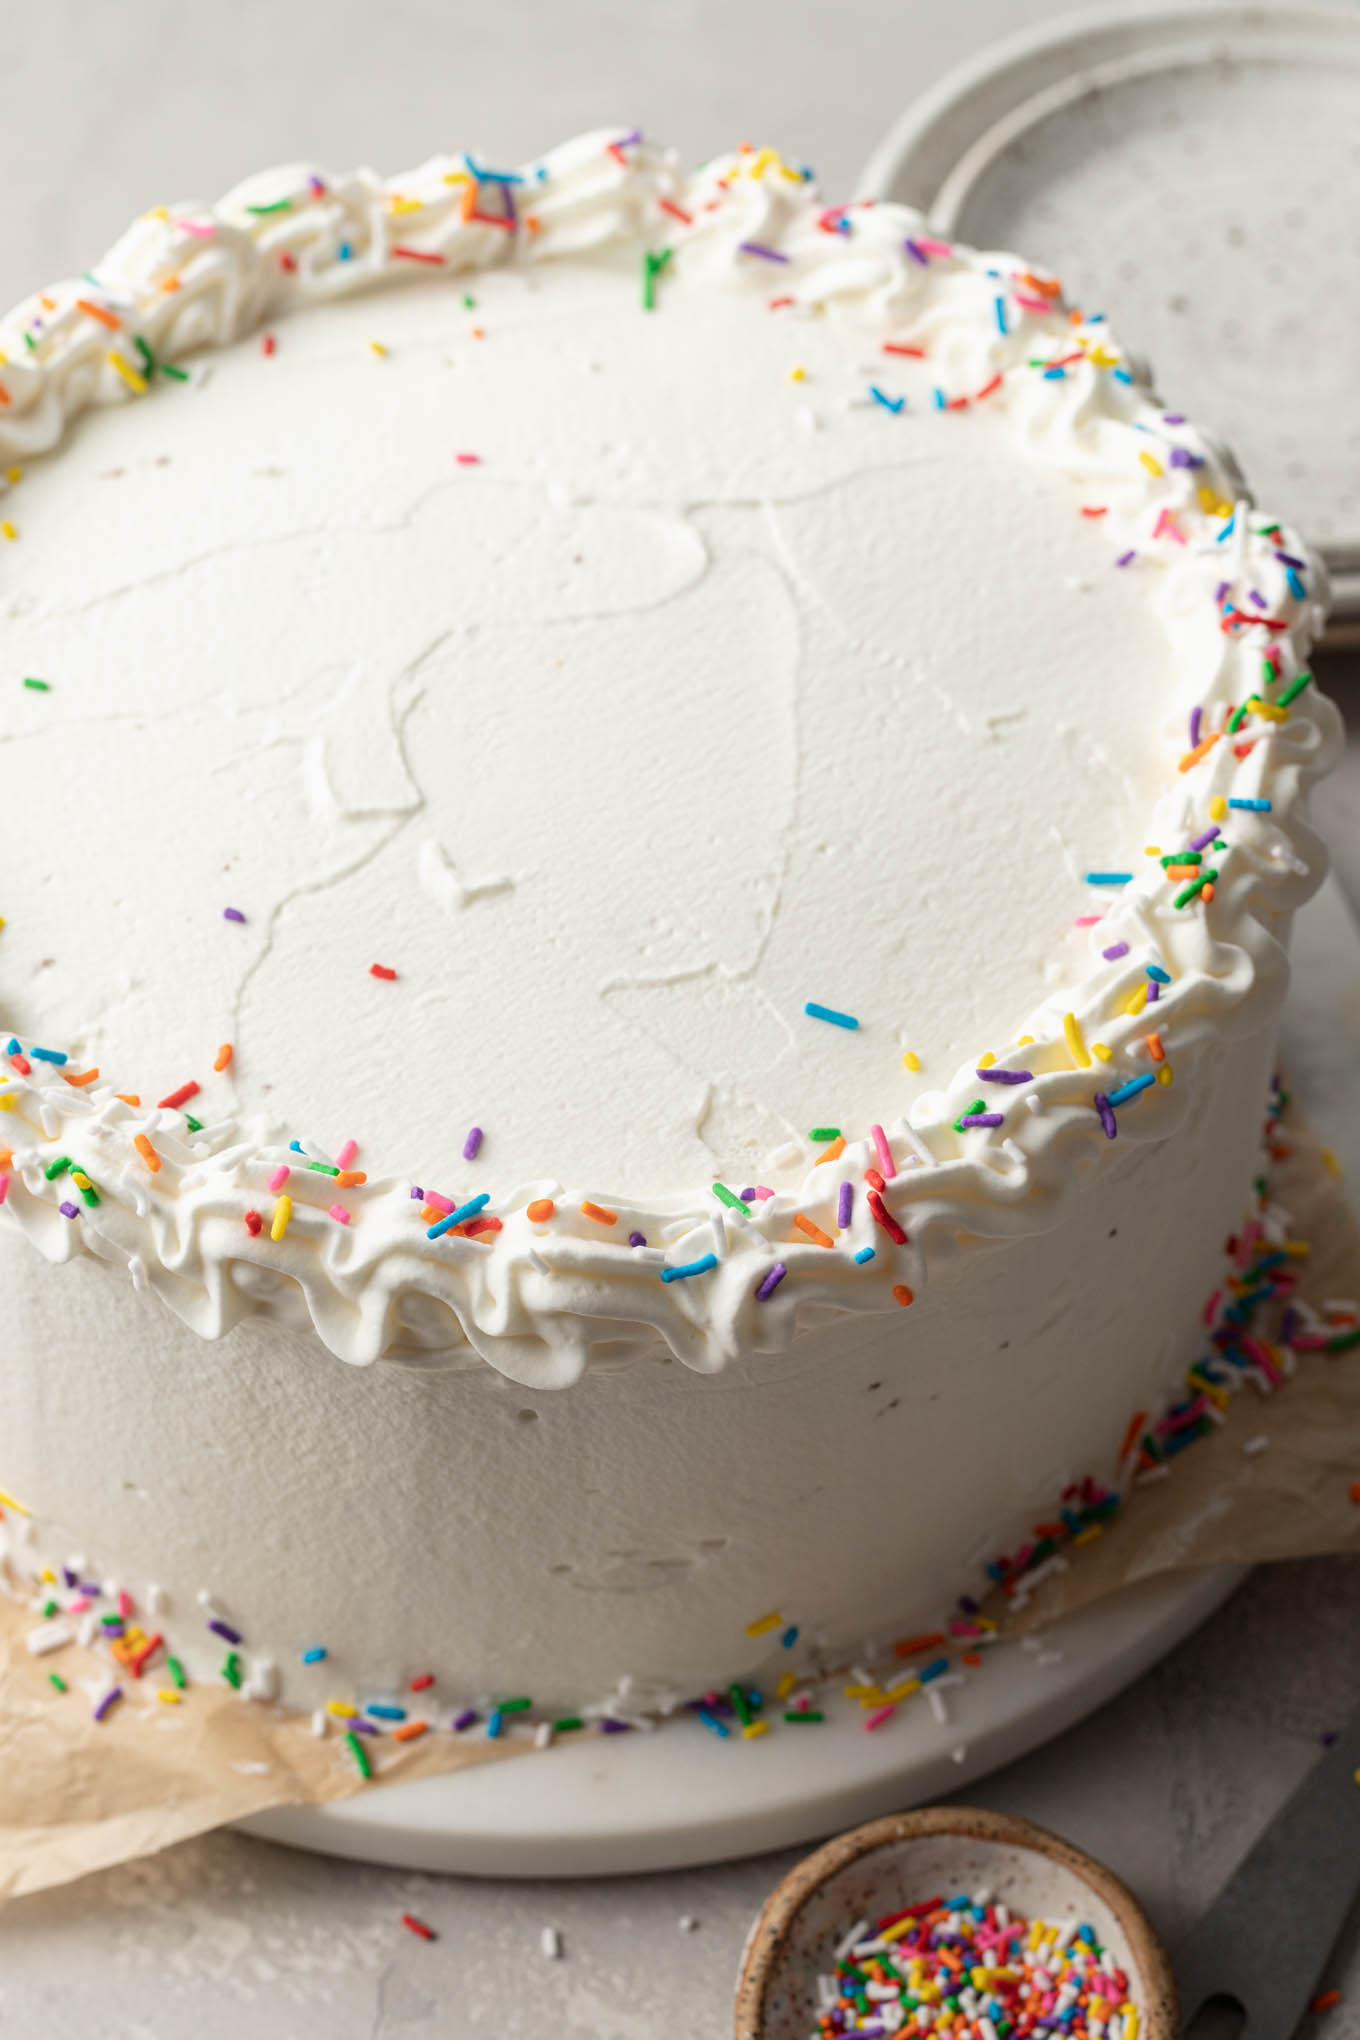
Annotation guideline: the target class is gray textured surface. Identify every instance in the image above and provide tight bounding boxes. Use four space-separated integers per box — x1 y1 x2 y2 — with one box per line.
1 3 1358 2032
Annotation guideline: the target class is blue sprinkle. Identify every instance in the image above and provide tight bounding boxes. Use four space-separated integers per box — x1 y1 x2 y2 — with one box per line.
464 153 523 185
868 384 905 415
1107 1073 1155 1107
854 1246 876 1265
660 1252 718 1284
5 1038 18 1054
30 1046 68 1065
1285 568 1305 600
696 1708 729 1739
919 1656 950 1684
1110 366 1132 384
365 1702 406 1721
486 1708 503 1739
932 386 946 410
337 242 352 262
781 1625 799 1649
1042 365 1067 380
804 1001 859 1030
1084 871 1131 886
289 1139 305 1154
300 1646 327 1665
994 295 1007 335
1229 797 1271 812
427 1192 491 1240
1146 963 1172 984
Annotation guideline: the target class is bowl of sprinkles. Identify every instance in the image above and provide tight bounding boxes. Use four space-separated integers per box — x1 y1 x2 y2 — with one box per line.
734 1806 1175 2040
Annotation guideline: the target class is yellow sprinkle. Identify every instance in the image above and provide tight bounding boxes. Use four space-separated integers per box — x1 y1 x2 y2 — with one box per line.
775 1671 796 1701
882 1914 925 1944
1157 1064 1174 1087
1281 1239 1311 1257
885 1677 921 1702
1321 1148 1340 1178
5 466 20 485
788 365 806 382
157 1687 182 1704
1062 1012 1090 1069
1215 500 1233 519
747 146 780 179
1017 1035 1034 1047
1091 1041 1112 1062
388 195 423 215
441 169 472 185
1073 1525 1103 1545
71 1168 92 1190
106 349 148 395
326 1699 357 1718
1252 698 1288 723
858 1689 889 1708
1197 486 1217 513
1138 450 1162 477
742 1719 770 1739
0 1487 31 1515
744 1609 783 1639
1088 345 1117 368
0 1094 15 1112
1144 844 1161 857
1 520 16 541
902 1050 921 1071
1124 2007 1139 2040
369 340 388 357
271 1194 292 1242
977 1051 995 1070
1209 794 1227 821
843 1683 876 1700
39 1566 56 1584
1124 983 1148 1017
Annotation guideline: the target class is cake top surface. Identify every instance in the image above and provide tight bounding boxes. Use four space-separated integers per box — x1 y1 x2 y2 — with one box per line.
0 133 1338 1382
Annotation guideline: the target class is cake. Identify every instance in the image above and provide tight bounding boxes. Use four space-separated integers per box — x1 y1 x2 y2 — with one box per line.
0 132 1340 1729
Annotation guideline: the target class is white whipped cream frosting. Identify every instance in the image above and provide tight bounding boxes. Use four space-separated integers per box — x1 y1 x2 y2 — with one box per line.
0 132 1340 1385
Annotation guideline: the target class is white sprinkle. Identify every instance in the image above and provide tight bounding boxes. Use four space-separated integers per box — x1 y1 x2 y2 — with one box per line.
679 1915 698 1932
311 1709 327 1739
951 1745 969 1764
927 1686 950 1724
26 1619 73 1656
527 1246 549 1275
534 1721 554 1749
1243 1434 1269 1455
1135 1463 1172 1485
540 1925 562 1960
77 1612 97 1648
835 1917 870 1963
146 1582 167 1615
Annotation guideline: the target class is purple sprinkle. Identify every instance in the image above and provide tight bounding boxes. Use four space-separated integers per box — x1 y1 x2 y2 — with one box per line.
207 1617 242 1646
755 1261 787 1302
903 237 928 265
1162 413 1186 425
598 1717 630 1734
410 1185 424 1201
462 1126 483 1162
103 1619 125 1638
1189 826 1219 852
1094 1094 1117 1140
1189 704 1203 748
738 1188 756 1204
62 1566 77 1589
1320 1729 1339 1747
79 1580 101 1597
1215 579 1230 604
1275 549 1306 570
92 1685 123 1723
977 1067 1032 1085
1281 1306 1299 1345
1102 942 1130 962
223 907 246 924
958 1593 980 1615
59 1200 79 1219
349 1717 379 1735
1147 979 1160 1004
452 1707 478 1732
837 1181 853 1228
738 240 788 263
614 127 642 148
1248 587 1266 608
959 1112 1004 1129
1115 549 1136 568
627 1230 647 1247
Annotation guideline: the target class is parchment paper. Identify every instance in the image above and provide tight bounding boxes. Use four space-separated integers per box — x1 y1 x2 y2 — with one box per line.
2 1109 1356 1901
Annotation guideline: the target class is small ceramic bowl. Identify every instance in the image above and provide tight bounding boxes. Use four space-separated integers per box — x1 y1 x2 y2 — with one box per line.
734 1805 1178 2040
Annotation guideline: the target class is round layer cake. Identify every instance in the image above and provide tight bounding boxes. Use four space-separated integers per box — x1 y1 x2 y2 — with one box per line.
0 132 1340 1720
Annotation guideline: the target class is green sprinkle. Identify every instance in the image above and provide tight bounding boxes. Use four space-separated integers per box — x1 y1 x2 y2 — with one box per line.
48 1672 68 1693
245 198 294 216
307 1161 341 1177
552 1715 584 1734
728 1682 753 1727
641 247 673 311
75 1176 100 1208
712 1181 748 1212
497 1695 532 1713
43 1155 71 1180
159 362 190 383
809 1128 842 1143
1276 669 1313 709
40 1598 57 1618
1174 869 1216 908
1227 699 1253 734
1161 851 1200 867
462 292 476 309
1327 1325 1360 1354
22 676 50 691
100 1612 122 1628
345 1727 372 1779
184 1114 203 1132
223 1651 242 1689
167 1655 186 1689
952 1097 985 1134
783 1709 824 1723
134 335 155 378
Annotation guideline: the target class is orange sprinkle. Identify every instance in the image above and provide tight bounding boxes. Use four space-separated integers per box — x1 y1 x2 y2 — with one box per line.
75 296 120 330
61 1067 99 1088
1119 1409 1149 1458
133 1134 162 1174
1080 506 1108 518
115 1092 140 1106
526 1198 555 1222
961 1651 982 1667
1164 863 1200 880
892 1284 914 1307
813 1135 847 1166
1201 882 1215 902
335 1169 366 1188
1349 1484 1360 1507
213 1043 233 1072
1146 1032 1165 1063
793 1214 834 1248
1312 1992 1342 2014
392 1720 428 1743
459 180 478 221
1178 732 1219 773
580 1200 617 1226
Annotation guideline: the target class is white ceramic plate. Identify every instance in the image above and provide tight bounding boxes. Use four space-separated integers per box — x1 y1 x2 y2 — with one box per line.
855 0 1360 629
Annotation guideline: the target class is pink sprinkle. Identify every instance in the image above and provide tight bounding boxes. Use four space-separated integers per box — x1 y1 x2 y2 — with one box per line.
869 1123 896 1181
750 1185 776 1201
268 1164 289 1193
335 1139 359 1169
68 1595 91 1613
0 1173 8 1207
455 452 482 466
117 1589 134 1619
1012 292 1053 313
864 1704 896 1731
261 333 277 357
328 1203 352 1225
424 1189 455 1215
916 236 953 258
1074 914 1101 927
180 220 217 239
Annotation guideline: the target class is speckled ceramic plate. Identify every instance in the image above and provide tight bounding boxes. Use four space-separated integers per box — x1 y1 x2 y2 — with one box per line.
856 1 1360 631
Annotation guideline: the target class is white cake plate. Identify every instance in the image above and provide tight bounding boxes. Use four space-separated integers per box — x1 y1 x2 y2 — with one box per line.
241 879 1360 1877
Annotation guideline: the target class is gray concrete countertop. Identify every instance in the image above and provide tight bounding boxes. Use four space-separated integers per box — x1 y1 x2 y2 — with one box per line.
2 5 1357 2032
